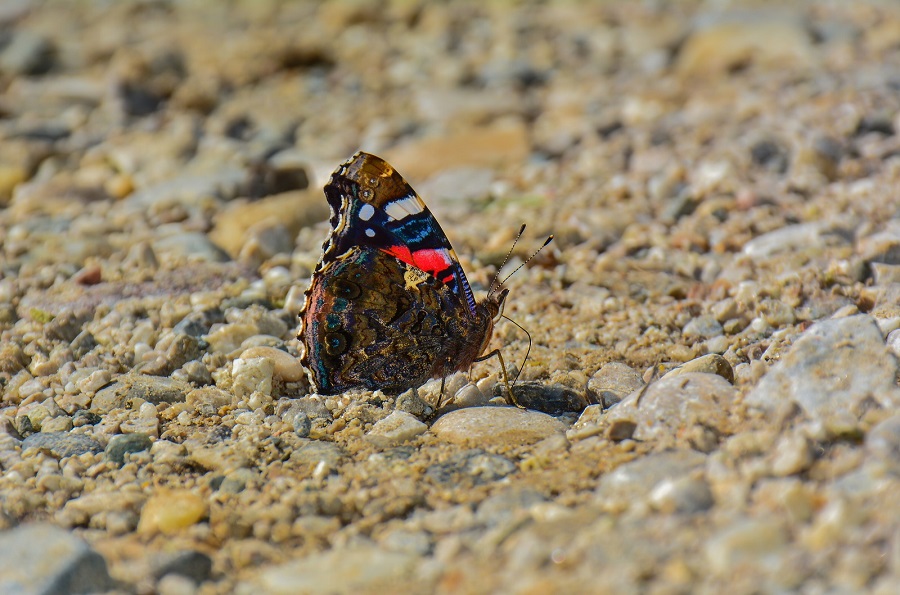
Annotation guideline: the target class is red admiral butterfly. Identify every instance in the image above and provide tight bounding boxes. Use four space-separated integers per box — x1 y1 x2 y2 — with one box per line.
299 152 521 405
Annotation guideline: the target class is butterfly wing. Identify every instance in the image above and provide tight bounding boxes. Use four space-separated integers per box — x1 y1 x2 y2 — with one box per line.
300 246 487 395
318 152 478 316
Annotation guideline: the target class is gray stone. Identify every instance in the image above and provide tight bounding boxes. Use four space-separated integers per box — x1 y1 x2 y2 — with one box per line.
596 450 708 511
290 441 345 469
682 315 724 339
21 432 102 459
292 412 311 438
0 31 55 76
475 488 546 526
746 315 900 421
91 375 192 414
105 433 153 465
742 221 850 259
425 449 517 486
866 414 900 466
395 388 432 418
150 550 213 584
588 362 645 408
604 373 736 448
0 523 114 594
509 381 589 414
125 170 248 208
152 232 230 263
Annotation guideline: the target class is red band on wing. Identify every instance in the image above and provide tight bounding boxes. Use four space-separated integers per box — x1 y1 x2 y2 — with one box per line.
384 246 454 279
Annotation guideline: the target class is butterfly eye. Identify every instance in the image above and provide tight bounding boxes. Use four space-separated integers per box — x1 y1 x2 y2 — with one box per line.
324 331 348 356
332 279 361 299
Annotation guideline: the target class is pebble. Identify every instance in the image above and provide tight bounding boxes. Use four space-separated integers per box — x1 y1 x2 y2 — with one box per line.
865 414 900 466
105 433 153 465
173 309 224 338
186 387 233 412
290 441 344 470
424 449 517 486
604 373 736 448
91 375 192 414
664 354 735 384
0 523 114 594
209 190 328 258
596 450 708 512
250 546 419 595
682 314 724 339
431 407 566 446
450 383 489 408
231 357 275 399
746 315 900 422
292 412 311 438
648 476 715 514
677 19 814 78
151 550 213 584
705 518 788 576
587 362 644 408
21 432 102 459
138 490 208 535
240 346 305 382
395 388 433 417
742 222 843 259
770 434 813 476
0 30 55 76
384 121 529 180
510 381 588 414
364 411 427 448
152 232 230 263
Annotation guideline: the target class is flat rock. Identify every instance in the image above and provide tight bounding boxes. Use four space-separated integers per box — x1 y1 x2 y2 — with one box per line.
746 315 900 421
604 373 736 448
0 523 114 594
677 16 815 78
251 546 420 595
365 411 428 448
91 375 192 414
209 190 328 257
431 407 567 446
21 432 102 459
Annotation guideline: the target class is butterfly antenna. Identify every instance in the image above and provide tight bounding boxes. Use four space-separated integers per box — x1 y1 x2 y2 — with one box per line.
498 234 554 287
488 223 527 298
501 315 532 386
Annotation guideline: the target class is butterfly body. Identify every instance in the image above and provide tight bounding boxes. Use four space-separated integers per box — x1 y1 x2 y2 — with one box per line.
299 152 506 396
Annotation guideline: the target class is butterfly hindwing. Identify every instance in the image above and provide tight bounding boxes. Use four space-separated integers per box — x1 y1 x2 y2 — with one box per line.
302 246 469 395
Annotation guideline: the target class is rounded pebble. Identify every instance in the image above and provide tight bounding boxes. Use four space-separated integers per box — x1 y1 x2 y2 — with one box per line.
431 407 566 446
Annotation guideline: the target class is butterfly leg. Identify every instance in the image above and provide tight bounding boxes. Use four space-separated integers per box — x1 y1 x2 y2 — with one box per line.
435 376 448 410
474 349 524 409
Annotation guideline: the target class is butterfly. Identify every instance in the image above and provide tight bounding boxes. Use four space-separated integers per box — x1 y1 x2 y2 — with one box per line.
298 151 520 405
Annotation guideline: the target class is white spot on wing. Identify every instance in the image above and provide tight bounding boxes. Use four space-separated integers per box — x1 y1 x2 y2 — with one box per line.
365 228 375 237
384 195 425 221
359 203 375 221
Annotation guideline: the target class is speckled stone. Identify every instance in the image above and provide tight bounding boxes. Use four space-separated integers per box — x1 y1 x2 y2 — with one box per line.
746 315 900 422
91 375 192 414
21 432 102 459
431 407 567 446
105 433 153 465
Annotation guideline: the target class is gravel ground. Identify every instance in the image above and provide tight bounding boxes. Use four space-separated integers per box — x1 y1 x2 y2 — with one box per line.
3 1 900 593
